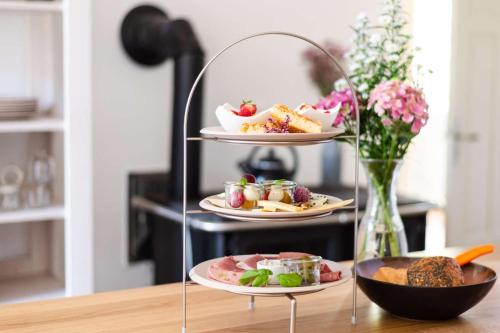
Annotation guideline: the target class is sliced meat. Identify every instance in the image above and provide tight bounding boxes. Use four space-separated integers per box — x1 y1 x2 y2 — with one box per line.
278 252 311 259
242 254 266 269
214 256 242 271
207 256 245 285
320 271 342 283
320 262 332 273
320 262 341 282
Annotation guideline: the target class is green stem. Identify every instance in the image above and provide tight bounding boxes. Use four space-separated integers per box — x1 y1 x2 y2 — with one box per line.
367 157 401 258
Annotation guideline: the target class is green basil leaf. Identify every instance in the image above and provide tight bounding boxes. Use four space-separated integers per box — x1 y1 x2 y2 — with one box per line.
259 269 273 276
239 178 248 186
277 273 302 287
273 179 286 185
239 270 260 285
252 274 269 287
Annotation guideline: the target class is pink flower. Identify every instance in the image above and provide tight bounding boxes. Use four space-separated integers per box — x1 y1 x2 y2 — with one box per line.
316 88 358 127
368 80 429 134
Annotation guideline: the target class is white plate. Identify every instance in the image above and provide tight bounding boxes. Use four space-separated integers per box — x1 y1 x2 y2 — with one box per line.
295 103 341 131
200 126 344 142
199 194 353 219
189 255 351 295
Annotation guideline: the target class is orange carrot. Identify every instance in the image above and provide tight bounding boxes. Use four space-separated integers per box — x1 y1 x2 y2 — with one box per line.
455 244 494 266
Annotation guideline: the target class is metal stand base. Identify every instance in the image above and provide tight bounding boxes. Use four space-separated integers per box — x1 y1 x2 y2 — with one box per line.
248 295 255 310
286 294 297 333
246 294 296 333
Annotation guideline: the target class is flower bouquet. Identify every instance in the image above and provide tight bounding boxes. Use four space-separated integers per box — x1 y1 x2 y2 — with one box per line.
316 0 430 259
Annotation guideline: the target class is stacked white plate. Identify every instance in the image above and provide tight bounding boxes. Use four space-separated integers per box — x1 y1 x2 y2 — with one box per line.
0 97 38 119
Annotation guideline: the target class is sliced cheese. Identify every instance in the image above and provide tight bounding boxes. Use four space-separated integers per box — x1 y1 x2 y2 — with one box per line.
309 194 328 207
251 207 278 213
257 200 303 212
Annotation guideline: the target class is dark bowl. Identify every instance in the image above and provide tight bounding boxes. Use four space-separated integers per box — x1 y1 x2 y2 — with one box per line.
357 257 497 320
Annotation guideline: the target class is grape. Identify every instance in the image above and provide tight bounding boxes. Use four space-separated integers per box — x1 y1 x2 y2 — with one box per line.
293 186 311 203
242 174 256 183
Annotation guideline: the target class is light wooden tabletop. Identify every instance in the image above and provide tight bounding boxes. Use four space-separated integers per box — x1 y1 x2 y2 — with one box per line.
0 247 498 333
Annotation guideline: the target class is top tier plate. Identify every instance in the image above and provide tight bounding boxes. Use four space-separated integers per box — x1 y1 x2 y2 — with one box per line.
199 126 345 145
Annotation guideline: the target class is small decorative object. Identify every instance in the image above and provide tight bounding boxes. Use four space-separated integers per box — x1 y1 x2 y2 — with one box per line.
316 0 430 259
27 151 55 208
0 164 24 210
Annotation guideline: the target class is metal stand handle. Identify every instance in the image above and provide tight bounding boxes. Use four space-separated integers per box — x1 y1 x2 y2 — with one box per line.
181 31 361 332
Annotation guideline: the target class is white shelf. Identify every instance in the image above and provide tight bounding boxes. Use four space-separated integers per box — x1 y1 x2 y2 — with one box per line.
0 117 64 133
0 1 63 12
0 205 65 224
0 274 64 304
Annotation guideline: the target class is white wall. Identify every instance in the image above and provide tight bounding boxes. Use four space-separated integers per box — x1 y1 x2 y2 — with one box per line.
92 0 383 291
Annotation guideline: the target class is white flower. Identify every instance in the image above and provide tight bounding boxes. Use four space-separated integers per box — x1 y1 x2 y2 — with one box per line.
353 53 366 62
366 55 377 64
387 53 399 62
349 62 360 72
366 48 378 57
370 34 381 45
385 41 399 53
334 79 348 90
358 82 369 92
379 15 391 26
357 12 368 22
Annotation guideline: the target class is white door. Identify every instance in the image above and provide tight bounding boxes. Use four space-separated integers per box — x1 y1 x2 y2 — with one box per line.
447 0 500 246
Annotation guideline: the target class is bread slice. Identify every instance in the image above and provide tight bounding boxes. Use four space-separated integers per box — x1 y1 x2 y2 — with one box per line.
271 104 321 133
240 122 267 133
240 119 283 133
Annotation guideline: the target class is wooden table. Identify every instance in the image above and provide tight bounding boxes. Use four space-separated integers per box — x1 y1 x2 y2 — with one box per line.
0 247 498 333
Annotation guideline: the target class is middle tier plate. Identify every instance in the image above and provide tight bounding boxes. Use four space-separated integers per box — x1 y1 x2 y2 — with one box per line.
199 194 353 221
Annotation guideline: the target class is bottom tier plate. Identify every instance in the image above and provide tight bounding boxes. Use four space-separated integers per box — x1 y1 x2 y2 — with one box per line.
189 254 352 295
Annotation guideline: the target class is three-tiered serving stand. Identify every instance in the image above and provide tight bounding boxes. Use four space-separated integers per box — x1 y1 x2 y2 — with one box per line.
181 32 360 333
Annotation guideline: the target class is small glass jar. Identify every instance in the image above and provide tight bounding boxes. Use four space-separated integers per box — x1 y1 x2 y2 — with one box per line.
224 181 263 209
282 256 321 286
261 180 297 204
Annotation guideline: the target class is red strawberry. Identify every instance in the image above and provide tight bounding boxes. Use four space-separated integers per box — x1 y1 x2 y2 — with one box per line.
231 109 239 115
239 100 257 116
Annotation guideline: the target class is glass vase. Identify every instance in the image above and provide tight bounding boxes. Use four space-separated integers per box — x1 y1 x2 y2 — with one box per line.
358 159 408 260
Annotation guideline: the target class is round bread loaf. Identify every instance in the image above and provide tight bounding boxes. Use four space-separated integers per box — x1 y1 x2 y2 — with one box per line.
407 256 464 287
